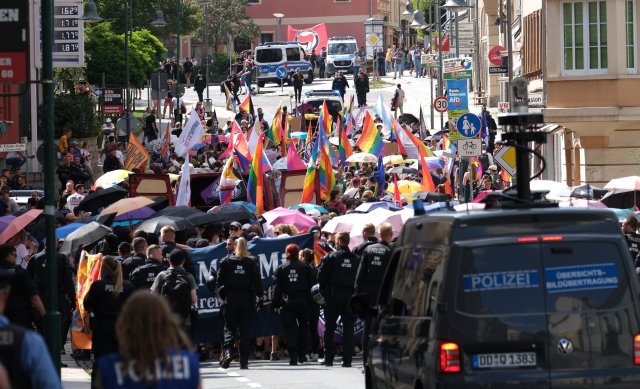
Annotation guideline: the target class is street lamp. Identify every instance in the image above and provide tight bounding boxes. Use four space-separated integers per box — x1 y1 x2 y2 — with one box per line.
273 13 284 42
82 0 103 23
197 0 211 109
442 0 471 57
403 1 414 16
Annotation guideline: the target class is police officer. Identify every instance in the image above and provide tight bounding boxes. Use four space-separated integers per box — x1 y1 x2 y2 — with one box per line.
352 223 378 258
273 243 312 365
0 244 44 329
623 215 640 266
130 244 167 290
216 237 262 369
317 232 359 367
0 267 61 388
121 237 147 281
84 257 134 386
354 223 393 367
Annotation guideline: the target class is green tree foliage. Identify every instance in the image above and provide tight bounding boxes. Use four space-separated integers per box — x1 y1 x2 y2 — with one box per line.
85 23 166 88
53 94 98 138
197 0 260 51
96 0 200 40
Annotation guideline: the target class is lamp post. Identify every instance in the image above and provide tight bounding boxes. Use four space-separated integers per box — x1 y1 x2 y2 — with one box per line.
124 0 131 142
273 13 284 42
442 0 471 57
197 0 211 109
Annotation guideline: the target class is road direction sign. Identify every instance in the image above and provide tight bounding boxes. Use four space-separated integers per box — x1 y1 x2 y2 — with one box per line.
494 145 517 176
275 66 287 79
456 113 482 138
457 138 483 158
433 96 448 113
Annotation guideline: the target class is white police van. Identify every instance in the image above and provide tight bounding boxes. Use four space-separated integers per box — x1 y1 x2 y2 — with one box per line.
254 42 314 87
325 36 358 77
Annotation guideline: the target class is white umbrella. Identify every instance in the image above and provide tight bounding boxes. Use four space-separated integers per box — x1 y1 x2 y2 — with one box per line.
321 213 369 234
329 136 355 147
529 179 568 200
346 152 378 164
604 176 640 191
348 208 403 249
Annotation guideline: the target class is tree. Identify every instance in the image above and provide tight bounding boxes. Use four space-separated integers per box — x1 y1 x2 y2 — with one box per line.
84 23 166 88
96 0 201 40
198 0 260 52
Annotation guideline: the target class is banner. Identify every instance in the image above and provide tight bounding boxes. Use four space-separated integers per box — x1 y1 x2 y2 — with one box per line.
175 161 191 207
287 23 328 54
191 233 314 342
71 252 104 350
174 110 205 157
124 132 150 172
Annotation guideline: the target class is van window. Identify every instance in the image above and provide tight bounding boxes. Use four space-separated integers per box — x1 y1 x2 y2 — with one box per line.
542 241 631 312
389 247 443 317
256 48 282 63
456 244 546 316
328 43 357 55
286 47 301 62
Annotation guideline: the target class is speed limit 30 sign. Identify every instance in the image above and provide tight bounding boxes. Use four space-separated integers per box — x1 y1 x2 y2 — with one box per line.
433 96 448 113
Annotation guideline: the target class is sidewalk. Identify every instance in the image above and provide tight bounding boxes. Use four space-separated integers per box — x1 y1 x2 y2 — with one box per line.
61 343 91 388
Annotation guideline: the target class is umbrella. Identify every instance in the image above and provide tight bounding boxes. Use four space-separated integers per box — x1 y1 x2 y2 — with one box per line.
155 206 204 218
529 179 568 200
288 203 329 215
604 176 640 191
0 216 15 234
290 132 308 140
609 208 635 222
272 158 288 171
262 207 317 234
473 190 499 203
59 222 113 255
93 169 132 189
431 128 449 138
410 191 452 202
558 199 607 209
135 215 195 234
601 189 640 209
221 201 258 214
383 155 404 165
189 207 256 227
349 208 402 249
388 180 422 195
56 222 89 239
149 196 170 211
99 197 156 218
112 206 155 222
0 210 44 244
321 213 369 234
355 201 402 213
386 166 418 175
346 152 378 164
569 184 607 199
329 136 355 147
76 186 129 214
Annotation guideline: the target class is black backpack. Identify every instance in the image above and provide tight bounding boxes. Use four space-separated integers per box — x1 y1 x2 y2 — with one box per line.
160 270 192 320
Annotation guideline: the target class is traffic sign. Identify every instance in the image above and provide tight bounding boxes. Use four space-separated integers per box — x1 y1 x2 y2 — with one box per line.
494 145 517 176
433 96 448 113
456 113 482 138
275 66 287 79
457 138 483 158
488 46 505 66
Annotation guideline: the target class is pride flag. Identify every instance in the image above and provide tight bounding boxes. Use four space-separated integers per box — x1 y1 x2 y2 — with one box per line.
374 93 392 140
301 122 335 203
355 111 384 156
219 155 240 205
239 95 255 117
269 106 284 147
247 134 270 214
318 101 332 135
338 120 353 165
286 139 307 170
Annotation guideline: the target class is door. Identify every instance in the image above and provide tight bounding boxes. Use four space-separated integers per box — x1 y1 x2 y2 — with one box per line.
542 237 640 388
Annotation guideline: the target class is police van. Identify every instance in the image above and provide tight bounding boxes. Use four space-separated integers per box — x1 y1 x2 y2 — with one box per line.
352 78 640 389
325 36 358 77
254 42 314 87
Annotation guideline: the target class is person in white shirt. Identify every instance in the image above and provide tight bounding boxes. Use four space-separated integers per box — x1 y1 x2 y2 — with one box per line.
66 183 86 213
115 143 125 166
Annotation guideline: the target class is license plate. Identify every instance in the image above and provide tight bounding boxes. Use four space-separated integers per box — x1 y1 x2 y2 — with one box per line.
472 352 537 369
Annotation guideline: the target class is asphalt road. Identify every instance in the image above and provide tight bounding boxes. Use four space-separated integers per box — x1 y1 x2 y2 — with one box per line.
200 358 364 389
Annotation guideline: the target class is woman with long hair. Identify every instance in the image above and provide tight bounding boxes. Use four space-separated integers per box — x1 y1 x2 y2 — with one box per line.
462 163 481 202
95 291 201 388
84 256 134 387
216 237 262 369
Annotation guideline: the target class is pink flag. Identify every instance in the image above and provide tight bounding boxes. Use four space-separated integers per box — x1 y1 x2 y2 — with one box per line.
286 139 307 170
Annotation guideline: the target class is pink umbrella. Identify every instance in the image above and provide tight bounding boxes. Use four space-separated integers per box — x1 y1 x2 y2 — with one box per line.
349 209 403 249
0 209 43 244
321 213 369 234
262 207 317 235
473 190 498 203
558 199 607 209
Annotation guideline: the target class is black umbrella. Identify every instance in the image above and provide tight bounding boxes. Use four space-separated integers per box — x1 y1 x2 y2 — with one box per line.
411 191 451 202
571 184 608 199
188 207 256 227
601 190 640 209
59 222 113 255
431 128 450 138
135 215 195 234
386 166 418 175
155 206 204 218
76 186 128 214
149 196 170 211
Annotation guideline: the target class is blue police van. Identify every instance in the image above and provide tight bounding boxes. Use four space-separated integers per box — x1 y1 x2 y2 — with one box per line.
254 42 314 87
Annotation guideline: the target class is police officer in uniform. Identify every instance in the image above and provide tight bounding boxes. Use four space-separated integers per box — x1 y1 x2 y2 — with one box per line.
623 215 640 266
317 232 359 367
0 244 44 329
352 223 378 258
0 267 61 388
355 223 393 366
121 237 147 281
130 244 167 290
273 243 312 365
216 237 262 369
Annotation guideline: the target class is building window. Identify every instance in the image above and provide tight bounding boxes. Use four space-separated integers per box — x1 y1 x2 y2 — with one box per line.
626 0 636 72
562 1 607 74
247 0 260 3
260 33 274 44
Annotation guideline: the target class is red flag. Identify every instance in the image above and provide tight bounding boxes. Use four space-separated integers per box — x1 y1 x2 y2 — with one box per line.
287 23 329 55
393 174 402 207
160 122 171 160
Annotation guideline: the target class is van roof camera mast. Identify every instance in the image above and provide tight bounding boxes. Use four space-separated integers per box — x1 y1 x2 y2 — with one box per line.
497 77 546 203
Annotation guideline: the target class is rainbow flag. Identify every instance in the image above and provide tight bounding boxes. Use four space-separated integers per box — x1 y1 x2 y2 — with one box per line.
313 242 328 266
319 101 333 135
399 124 435 192
247 134 270 214
219 156 240 205
338 120 353 165
301 123 335 203
355 111 384 156
268 106 284 147
230 122 252 172
239 95 255 116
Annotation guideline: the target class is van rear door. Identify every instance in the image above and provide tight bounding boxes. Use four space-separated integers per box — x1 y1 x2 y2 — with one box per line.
541 236 640 388
448 238 550 389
